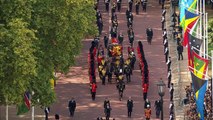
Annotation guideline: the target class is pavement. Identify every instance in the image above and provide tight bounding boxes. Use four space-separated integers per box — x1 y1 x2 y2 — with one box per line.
0 0 185 120
164 1 192 120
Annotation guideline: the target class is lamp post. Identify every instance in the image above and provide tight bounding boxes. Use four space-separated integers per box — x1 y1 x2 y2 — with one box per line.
157 79 166 120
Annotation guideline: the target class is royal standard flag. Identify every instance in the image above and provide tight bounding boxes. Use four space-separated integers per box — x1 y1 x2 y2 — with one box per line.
192 51 209 79
190 72 207 120
179 0 198 27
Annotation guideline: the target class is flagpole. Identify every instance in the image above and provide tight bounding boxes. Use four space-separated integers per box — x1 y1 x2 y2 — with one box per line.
32 106 34 120
6 97 8 120
205 13 208 58
211 50 213 113
6 105 8 120
32 91 35 120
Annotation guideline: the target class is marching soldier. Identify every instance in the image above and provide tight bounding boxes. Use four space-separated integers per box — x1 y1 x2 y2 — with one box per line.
118 32 124 44
141 0 147 12
110 26 117 38
104 34 109 49
128 29 134 46
101 67 107 85
135 0 140 15
117 0 122 12
144 105 151 120
128 0 133 12
105 0 110 12
111 2 117 14
91 82 97 100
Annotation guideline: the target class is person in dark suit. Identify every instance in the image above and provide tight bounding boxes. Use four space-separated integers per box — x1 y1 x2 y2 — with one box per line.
127 97 133 118
154 100 161 118
118 32 124 44
177 43 183 60
55 114 60 120
68 98 76 117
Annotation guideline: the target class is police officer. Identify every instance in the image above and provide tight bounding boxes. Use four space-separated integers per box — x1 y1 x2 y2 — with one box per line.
135 0 140 15
127 97 133 118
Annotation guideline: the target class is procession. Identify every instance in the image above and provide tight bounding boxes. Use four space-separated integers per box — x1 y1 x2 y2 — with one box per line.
0 0 212 120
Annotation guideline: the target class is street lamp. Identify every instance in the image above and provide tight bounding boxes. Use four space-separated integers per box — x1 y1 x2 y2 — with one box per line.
157 79 166 120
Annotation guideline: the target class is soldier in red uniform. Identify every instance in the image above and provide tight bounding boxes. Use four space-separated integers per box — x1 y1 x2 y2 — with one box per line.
143 83 149 101
91 82 97 101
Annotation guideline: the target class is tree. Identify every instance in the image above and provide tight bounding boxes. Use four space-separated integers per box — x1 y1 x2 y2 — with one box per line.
0 0 97 107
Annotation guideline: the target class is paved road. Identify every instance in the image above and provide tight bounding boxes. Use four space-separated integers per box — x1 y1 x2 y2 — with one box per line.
49 0 170 120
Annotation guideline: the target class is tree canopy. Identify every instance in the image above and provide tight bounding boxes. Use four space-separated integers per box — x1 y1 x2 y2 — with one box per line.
0 0 97 107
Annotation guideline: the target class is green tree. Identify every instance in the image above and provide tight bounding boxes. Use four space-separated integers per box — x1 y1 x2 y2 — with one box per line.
0 0 97 107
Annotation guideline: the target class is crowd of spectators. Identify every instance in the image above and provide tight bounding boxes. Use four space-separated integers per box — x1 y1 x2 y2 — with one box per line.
184 84 212 120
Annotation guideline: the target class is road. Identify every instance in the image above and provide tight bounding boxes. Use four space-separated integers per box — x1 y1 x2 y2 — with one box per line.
49 0 170 120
